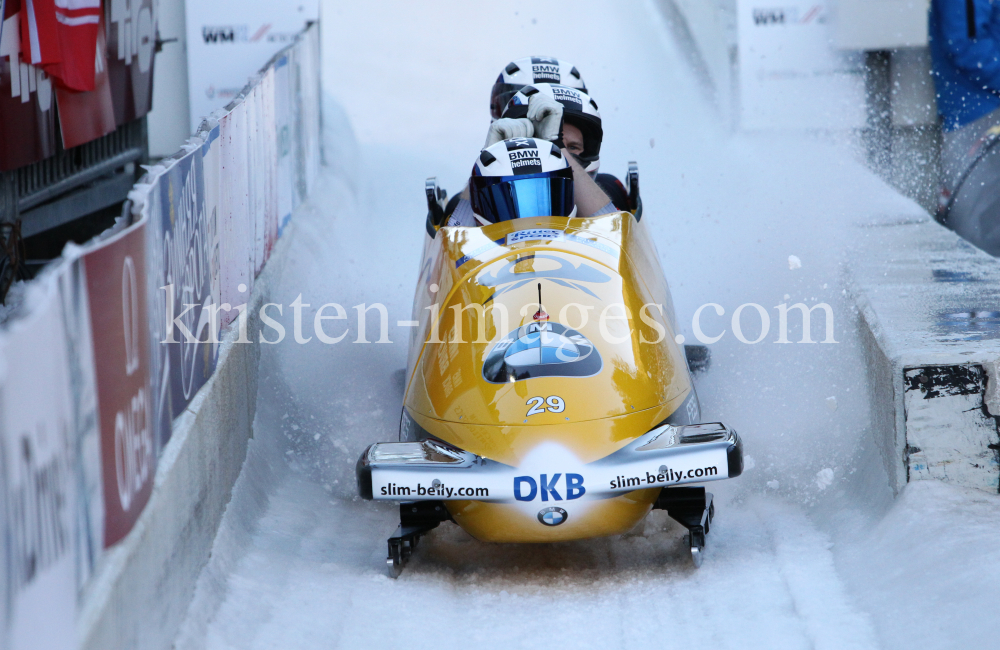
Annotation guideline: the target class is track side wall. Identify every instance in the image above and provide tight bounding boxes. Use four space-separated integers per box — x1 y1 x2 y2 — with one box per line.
849 219 1000 495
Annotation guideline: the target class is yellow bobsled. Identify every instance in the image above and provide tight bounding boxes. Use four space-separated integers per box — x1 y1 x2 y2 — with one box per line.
357 172 743 576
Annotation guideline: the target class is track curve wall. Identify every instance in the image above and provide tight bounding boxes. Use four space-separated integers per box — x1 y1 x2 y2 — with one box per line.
0 21 321 650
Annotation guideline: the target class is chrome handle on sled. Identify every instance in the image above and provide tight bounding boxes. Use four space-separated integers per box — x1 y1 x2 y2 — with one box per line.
425 177 447 238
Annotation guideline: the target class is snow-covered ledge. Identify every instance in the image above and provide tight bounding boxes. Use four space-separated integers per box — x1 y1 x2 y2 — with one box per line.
848 216 1000 495
76 230 291 650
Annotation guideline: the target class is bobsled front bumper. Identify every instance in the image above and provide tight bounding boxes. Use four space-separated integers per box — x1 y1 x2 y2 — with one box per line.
356 422 743 502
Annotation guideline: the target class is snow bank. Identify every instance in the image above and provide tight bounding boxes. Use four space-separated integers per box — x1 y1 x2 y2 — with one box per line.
836 480 1000 650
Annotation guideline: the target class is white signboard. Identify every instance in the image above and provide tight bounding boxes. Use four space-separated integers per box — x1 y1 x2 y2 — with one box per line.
371 444 731 502
737 0 866 130
184 0 318 131
0 277 78 650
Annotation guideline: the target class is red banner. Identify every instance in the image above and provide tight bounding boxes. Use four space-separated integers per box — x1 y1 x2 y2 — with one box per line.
0 2 58 171
83 222 155 547
55 22 115 149
0 0 156 170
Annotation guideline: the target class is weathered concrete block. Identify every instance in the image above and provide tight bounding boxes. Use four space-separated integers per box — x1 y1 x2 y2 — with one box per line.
904 365 1000 492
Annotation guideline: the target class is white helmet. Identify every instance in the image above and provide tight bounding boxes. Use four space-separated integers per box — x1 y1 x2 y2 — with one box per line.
502 83 603 175
469 138 576 225
490 56 587 120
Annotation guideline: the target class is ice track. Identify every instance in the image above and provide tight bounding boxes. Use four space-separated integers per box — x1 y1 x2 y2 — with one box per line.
175 1 1000 648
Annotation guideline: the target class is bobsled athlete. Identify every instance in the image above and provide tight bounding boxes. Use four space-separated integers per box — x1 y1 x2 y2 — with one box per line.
488 56 588 121
445 59 630 225
449 86 620 226
484 56 589 146
488 60 630 210
500 83 604 175
468 137 617 226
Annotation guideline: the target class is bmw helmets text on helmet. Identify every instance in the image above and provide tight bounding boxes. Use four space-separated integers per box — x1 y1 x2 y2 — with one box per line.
469 138 576 224
490 56 587 119
502 83 603 174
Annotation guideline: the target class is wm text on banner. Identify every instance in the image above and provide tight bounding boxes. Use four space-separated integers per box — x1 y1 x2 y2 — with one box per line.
157 145 220 419
0 276 77 650
83 222 156 547
183 0 318 132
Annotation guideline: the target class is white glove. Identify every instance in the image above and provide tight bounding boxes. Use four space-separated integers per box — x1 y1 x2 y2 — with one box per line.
527 93 563 141
484 117 534 148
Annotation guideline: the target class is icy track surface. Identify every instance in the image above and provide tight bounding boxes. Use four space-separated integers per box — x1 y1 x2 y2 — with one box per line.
176 1 1000 648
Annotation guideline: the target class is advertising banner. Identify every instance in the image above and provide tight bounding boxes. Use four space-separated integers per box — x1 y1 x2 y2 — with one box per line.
246 84 265 277
157 146 220 419
219 103 252 323
0 4 58 171
2 0 157 168
0 276 77 650
201 123 223 330
273 54 293 234
184 0 318 132
261 67 278 266
141 176 173 453
83 222 155 547
736 0 866 130
56 256 104 590
290 44 306 209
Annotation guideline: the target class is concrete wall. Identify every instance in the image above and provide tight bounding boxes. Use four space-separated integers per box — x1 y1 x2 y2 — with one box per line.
848 217 1000 495
856 303 907 495
76 233 289 650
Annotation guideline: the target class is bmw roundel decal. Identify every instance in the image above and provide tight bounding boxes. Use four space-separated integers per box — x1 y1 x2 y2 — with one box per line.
537 507 568 526
482 321 602 383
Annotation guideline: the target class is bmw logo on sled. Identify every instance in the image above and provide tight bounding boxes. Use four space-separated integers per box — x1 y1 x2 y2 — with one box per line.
356 168 743 577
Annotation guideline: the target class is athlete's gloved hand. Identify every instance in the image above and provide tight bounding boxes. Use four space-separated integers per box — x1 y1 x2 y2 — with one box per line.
527 93 564 141
484 118 534 148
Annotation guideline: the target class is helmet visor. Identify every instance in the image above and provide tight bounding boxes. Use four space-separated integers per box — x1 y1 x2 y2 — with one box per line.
472 170 575 224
